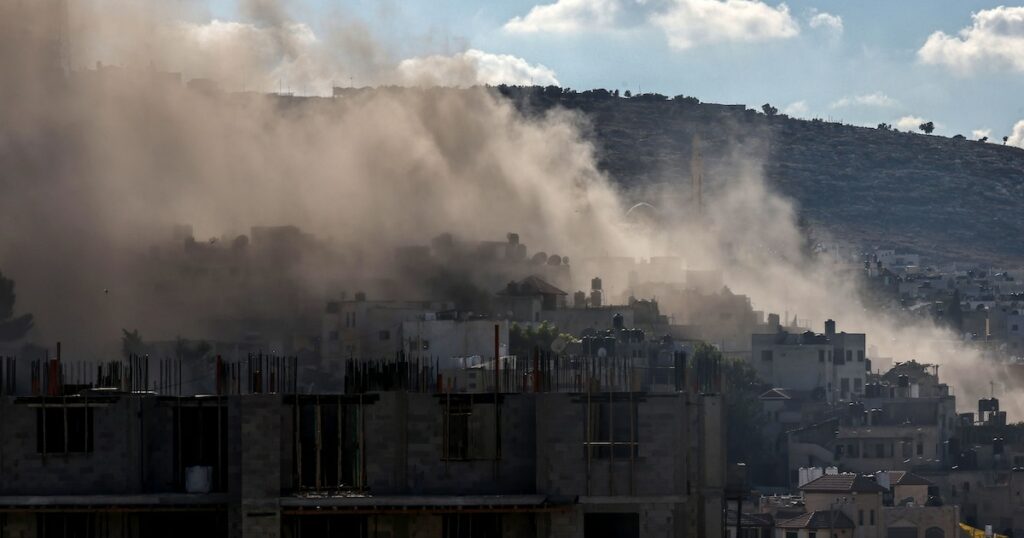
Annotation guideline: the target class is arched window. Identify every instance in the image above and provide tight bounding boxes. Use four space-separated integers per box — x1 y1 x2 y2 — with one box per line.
925 527 945 538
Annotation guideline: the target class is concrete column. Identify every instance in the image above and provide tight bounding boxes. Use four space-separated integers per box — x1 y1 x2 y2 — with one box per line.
239 394 283 538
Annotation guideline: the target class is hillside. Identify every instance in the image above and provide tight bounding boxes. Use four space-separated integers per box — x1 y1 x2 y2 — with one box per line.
500 87 1024 265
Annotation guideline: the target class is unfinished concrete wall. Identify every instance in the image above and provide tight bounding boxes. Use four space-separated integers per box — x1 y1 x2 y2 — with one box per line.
238 394 283 538
364 392 536 495
142 400 177 492
534 393 587 496
535 393 691 497
0 396 141 495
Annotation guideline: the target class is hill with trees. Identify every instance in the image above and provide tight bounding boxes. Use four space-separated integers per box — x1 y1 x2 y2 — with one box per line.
498 86 1024 265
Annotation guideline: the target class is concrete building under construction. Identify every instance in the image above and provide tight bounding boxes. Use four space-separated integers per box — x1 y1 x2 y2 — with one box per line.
0 346 727 537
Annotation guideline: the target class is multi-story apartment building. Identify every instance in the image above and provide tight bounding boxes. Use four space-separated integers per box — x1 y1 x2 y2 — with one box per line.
0 348 726 538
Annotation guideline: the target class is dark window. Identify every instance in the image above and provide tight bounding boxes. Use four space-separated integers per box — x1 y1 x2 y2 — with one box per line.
809 533 817 538
443 398 497 461
36 407 93 454
834 350 845 365
917 442 924 456
286 515 367 538
584 513 639 538
925 527 945 538
847 443 859 458
785 533 798 538
870 510 875 525
761 350 773 361
854 378 863 393
174 404 228 492
875 443 885 458
586 397 638 459
444 514 501 538
841 378 850 395
298 399 362 490
37 514 97 538
846 350 853 362
857 350 865 361
818 350 825 362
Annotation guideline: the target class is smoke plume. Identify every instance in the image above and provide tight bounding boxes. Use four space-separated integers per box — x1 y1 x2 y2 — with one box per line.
0 0 1012 418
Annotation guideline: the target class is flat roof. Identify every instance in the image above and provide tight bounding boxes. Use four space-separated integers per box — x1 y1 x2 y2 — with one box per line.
281 494 568 514
0 493 229 512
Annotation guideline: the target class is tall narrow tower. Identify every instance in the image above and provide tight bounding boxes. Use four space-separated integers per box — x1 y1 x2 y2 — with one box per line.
690 133 704 215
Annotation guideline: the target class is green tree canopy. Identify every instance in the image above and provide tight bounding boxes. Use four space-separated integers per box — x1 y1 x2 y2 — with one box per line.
694 343 769 466
509 321 571 358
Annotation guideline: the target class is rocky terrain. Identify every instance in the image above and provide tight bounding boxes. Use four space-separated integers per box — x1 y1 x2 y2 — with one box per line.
500 87 1024 265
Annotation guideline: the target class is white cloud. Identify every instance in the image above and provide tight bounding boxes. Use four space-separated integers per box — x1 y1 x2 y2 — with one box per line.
396 50 559 87
783 100 809 117
651 0 799 50
504 0 799 50
808 11 843 35
895 115 926 131
918 6 1024 75
504 0 624 33
972 128 992 141
166 20 556 91
1008 120 1024 148
830 91 898 109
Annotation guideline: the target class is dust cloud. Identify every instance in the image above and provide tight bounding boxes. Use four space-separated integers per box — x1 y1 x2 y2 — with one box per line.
0 0 1007 417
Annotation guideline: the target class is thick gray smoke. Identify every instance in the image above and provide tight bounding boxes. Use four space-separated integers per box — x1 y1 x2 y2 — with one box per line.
0 0 628 355
0 0 1010 417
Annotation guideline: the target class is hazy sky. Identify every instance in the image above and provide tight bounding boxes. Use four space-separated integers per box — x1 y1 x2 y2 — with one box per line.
183 1 1024 139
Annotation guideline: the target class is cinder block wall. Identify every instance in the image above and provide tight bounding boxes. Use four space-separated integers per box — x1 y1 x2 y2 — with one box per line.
238 394 283 538
535 393 692 497
364 392 536 495
0 397 141 495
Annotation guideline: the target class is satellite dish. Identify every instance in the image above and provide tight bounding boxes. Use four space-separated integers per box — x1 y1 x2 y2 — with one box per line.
551 336 567 354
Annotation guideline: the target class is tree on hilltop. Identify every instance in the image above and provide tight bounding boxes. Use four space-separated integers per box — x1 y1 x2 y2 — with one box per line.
919 121 935 134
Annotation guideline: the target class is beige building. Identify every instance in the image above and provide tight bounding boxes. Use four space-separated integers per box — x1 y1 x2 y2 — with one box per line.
801 474 886 538
775 510 854 538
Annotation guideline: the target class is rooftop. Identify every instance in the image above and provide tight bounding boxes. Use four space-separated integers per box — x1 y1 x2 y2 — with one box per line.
886 471 932 487
499 275 568 297
777 510 855 530
800 474 887 494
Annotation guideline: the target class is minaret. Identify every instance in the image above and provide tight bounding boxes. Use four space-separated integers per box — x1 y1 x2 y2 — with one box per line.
690 133 703 215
